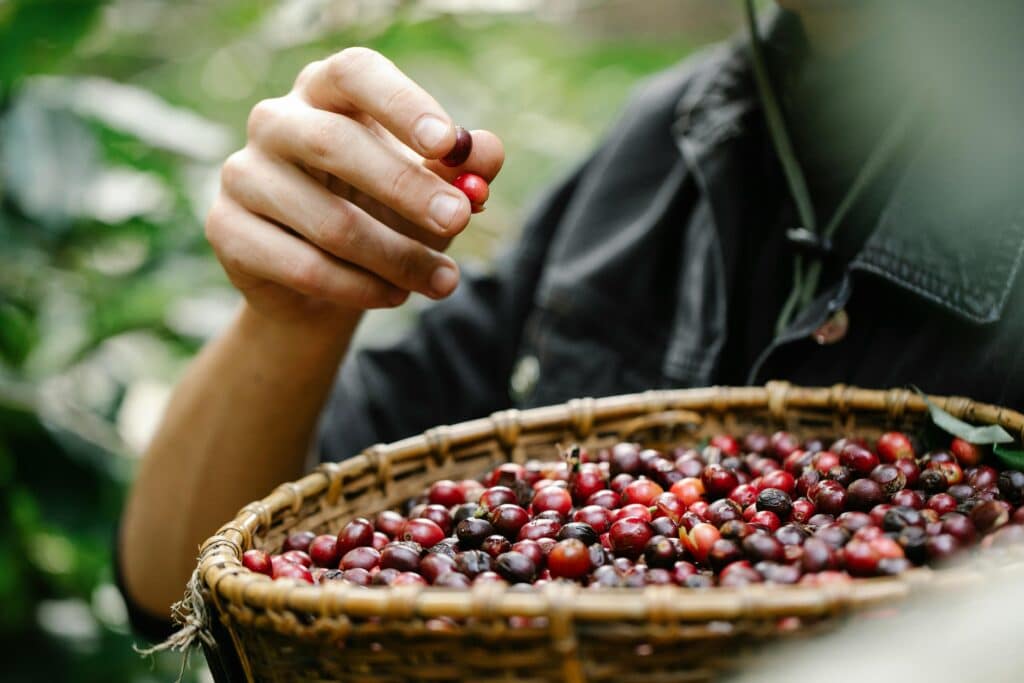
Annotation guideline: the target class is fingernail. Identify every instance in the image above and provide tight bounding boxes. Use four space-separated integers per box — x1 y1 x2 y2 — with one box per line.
429 193 462 231
413 115 450 152
430 264 459 297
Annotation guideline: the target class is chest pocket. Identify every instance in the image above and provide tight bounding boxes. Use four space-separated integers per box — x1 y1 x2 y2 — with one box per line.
511 299 668 409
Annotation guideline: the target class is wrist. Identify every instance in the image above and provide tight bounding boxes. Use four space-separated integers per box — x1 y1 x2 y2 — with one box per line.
236 301 361 358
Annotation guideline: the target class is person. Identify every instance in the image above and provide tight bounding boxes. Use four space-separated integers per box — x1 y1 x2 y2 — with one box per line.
117 0 1024 640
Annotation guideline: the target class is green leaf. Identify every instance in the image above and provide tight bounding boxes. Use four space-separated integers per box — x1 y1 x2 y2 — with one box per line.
912 387 1013 445
994 444 1024 470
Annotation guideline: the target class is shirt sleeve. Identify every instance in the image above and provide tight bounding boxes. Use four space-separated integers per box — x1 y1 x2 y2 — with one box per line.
316 161 588 462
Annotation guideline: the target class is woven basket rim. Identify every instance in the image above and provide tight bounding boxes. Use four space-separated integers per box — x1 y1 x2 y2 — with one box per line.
194 383 1024 624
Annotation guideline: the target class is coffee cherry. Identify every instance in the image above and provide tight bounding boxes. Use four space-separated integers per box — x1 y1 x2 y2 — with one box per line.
401 518 446 548
790 498 816 523
622 478 664 506
272 558 314 583
419 553 457 583
557 522 599 546
756 488 793 520
428 479 465 507
750 510 781 532
614 504 653 523
742 532 785 563
702 465 740 500
970 499 1010 534
337 546 378 571
950 438 982 467
846 479 885 511
495 551 536 583
456 517 495 549
837 511 872 533
434 571 472 588
306 535 339 568
927 493 958 515
643 535 679 569
761 470 796 495
707 538 744 572
801 538 837 572
481 535 512 558
968 465 999 489
811 480 847 515
480 486 517 510
925 533 961 562
586 489 622 510
813 451 841 474
770 431 800 458
839 445 879 476
610 443 642 475
570 505 611 535
891 489 925 509
843 539 880 576
490 503 531 539
242 549 273 576
548 539 591 579
893 458 921 488
729 483 759 508
570 464 606 504
608 517 654 559
441 125 473 167
680 523 720 564
671 478 706 506
532 486 573 518
876 432 915 462
337 518 375 556
380 543 420 572
814 524 850 549
282 531 315 554
919 469 948 494
708 498 744 527
280 550 312 567
455 549 493 578
998 470 1024 505
517 517 561 541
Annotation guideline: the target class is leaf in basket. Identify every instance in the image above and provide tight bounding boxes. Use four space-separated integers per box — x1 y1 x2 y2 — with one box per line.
912 387 1014 445
994 444 1024 469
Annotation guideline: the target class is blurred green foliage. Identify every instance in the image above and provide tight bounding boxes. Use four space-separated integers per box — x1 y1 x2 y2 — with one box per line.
0 1 730 680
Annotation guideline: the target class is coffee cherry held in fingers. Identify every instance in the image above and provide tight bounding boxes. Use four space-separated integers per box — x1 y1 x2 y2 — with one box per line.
441 125 473 167
453 173 489 209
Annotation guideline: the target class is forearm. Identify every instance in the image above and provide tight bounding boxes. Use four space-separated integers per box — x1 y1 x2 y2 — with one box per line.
120 303 358 617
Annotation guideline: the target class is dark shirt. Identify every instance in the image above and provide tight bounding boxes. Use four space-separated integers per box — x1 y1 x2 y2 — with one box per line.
123 6 1024 644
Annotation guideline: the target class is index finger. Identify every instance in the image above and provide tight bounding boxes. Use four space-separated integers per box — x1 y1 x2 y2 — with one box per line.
299 47 456 160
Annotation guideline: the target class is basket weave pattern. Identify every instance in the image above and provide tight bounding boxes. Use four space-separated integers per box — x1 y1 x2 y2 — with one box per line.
192 383 1024 682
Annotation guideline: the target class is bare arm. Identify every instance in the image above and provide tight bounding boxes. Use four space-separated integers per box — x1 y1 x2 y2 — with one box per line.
120 47 504 618
120 305 356 616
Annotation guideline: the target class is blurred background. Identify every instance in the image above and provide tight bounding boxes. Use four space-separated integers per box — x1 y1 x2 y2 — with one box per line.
0 0 738 680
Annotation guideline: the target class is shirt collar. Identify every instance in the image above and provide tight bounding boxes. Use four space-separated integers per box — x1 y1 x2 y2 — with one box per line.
673 8 1024 324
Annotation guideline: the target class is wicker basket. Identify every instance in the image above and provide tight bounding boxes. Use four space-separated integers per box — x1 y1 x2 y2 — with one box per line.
184 383 1024 683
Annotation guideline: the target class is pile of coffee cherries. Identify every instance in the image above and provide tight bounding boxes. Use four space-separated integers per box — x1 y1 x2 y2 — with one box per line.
243 431 1024 588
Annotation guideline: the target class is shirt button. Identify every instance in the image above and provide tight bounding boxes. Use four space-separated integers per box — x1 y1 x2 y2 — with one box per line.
812 308 849 345
510 355 540 403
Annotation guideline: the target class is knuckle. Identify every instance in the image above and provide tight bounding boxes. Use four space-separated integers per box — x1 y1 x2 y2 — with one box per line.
316 204 359 255
293 59 324 90
219 150 250 195
328 46 380 84
386 163 421 207
305 117 337 162
247 97 284 141
204 201 229 248
354 276 388 309
289 256 326 298
394 242 430 287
